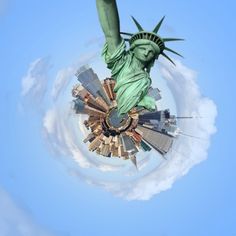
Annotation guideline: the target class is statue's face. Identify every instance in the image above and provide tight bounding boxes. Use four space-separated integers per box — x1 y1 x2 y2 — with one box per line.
133 44 156 64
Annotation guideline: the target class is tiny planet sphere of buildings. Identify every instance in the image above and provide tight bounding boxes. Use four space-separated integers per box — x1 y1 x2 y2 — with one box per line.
71 66 179 167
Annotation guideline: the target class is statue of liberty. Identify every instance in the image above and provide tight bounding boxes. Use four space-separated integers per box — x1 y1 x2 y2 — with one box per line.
96 0 183 116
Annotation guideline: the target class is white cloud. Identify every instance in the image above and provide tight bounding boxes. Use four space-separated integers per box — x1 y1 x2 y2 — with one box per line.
43 107 91 168
51 67 75 102
21 55 123 172
21 57 51 104
0 187 53 236
51 51 99 102
21 55 217 201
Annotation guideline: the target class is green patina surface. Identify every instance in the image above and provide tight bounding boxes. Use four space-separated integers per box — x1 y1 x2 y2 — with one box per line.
102 39 156 115
96 0 183 115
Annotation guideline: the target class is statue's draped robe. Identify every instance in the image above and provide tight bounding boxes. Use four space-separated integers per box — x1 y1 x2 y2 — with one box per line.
102 39 156 115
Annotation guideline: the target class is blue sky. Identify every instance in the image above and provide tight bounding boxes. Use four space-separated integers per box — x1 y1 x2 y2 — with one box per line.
0 0 236 235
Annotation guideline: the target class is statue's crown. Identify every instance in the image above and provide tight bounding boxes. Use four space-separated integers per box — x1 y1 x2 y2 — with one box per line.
121 16 184 65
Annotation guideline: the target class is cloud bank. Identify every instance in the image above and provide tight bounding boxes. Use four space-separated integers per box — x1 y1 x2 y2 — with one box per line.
22 56 217 201
21 57 51 105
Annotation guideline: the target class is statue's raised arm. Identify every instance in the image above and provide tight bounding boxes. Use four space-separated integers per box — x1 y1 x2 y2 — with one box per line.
96 0 122 54
96 0 184 115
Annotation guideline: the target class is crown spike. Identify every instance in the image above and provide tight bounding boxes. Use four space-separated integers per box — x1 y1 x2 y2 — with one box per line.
120 32 133 36
161 52 176 66
162 38 184 42
131 16 144 31
164 47 184 58
124 38 130 42
152 16 165 33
